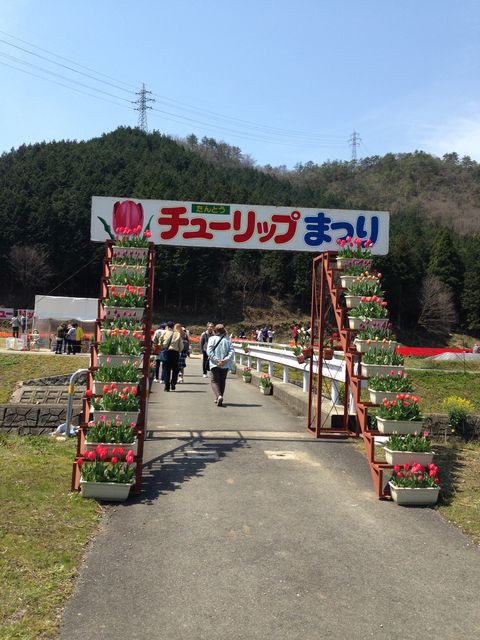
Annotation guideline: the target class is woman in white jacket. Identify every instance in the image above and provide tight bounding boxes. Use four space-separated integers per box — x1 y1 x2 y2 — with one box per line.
206 324 234 406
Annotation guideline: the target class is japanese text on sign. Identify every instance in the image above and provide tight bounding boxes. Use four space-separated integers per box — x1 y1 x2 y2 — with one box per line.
91 197 389 254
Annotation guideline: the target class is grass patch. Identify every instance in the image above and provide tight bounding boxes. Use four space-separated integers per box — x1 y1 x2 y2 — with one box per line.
406 370 480 413
0 435 100 639
0 354 89 404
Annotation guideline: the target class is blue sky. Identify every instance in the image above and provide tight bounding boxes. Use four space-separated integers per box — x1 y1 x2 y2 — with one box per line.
1 0 480 167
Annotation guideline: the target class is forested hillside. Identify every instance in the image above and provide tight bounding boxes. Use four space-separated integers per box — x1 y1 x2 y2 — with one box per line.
0 127 479 335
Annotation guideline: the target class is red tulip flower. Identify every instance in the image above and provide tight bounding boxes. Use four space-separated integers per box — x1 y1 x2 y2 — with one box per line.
113 200 144 234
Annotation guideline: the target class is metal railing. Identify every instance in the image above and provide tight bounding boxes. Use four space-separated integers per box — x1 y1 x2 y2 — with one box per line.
233 342 348 403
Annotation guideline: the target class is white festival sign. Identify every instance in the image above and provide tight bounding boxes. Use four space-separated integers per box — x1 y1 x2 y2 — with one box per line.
91 196 389 254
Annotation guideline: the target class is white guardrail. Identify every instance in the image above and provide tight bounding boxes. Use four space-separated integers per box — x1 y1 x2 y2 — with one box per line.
233 341 353 404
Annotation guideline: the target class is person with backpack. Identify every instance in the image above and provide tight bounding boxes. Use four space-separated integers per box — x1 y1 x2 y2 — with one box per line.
206 324 234 407
155 321 183 391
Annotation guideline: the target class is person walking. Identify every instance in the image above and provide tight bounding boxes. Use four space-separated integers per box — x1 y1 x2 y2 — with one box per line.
75 323 85 354
65 323 76 354
55 322 67 354
153 323 166 382
200 322 215 378
156 321 183 391
206 324 234 407
10 313 20 338
293 323 299 345
178 327 190 383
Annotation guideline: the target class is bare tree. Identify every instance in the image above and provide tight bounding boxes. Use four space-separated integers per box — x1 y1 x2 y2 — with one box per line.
8 245 52 307
418 275 456 337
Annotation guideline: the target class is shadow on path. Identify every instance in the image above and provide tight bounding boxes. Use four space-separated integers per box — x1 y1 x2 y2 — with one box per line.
133 435 249 504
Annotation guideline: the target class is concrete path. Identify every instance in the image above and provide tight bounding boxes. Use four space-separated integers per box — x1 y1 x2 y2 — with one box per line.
60 358 480 639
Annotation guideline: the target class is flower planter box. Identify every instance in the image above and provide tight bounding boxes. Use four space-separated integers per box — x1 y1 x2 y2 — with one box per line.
368 389 401 404
361 363 404 378
92 410 140 423
97 354 144 367
301 347 313 358
296 354 306 364
99 329 143 341
112 246 148 260
92 380 140 395
242 375 252 383
80 480 134 501
109 264 147 277
345 295 364 309
340 275 358 289
84 439 138 456
354 339 397 354
323 347 333 360
107 284 147 296
336 257 373 270
376 416 425 434
384 447 434 466
348 316 390 330
260 386 273 395
103 306 145 320
388 482 440 506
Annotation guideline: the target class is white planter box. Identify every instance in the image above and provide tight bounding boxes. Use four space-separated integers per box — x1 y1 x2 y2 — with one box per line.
348 316 390 330
384 448 434 466
345 295 363 309
97 354 144 367
92 410 140 423
107 284 147 296
368 389 401 404
388 483 440 506
84 440 138 456
112 246 148 260
340 275 358 289
355 339 397 354
376 416 425 434
361 363 405 378
242 376 252 383
103 306 145 320
336 257 373 269
80 480 134 501
109 264 147 277
92 380 140 395
99 329 144 341
259 386 273 395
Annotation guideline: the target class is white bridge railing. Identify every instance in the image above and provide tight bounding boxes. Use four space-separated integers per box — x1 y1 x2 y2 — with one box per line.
233 342 348 404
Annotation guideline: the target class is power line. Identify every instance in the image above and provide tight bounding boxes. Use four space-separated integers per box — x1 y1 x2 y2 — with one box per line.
0 60 132 111
0 28 138 91
0 50 133 104
0 28 348 151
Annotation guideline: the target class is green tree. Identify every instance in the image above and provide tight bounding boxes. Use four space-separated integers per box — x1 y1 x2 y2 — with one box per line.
427 228 464 311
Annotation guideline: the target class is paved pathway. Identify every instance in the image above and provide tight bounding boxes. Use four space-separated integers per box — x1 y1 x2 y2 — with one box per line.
60 358 480 639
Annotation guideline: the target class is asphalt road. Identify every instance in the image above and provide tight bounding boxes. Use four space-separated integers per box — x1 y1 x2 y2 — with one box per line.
59 359 480 639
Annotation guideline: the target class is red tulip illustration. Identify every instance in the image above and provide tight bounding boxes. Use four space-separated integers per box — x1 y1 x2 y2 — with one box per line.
113 200 144 233
97 199 152 240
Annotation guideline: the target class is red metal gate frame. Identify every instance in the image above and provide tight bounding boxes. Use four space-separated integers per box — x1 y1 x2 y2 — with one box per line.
306 251 392 498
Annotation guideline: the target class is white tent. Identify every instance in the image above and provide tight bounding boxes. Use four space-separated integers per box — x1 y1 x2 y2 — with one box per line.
34 296 98 322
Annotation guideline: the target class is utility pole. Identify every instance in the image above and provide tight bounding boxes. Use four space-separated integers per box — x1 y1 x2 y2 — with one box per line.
134 83 155 132
349 130 361 162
